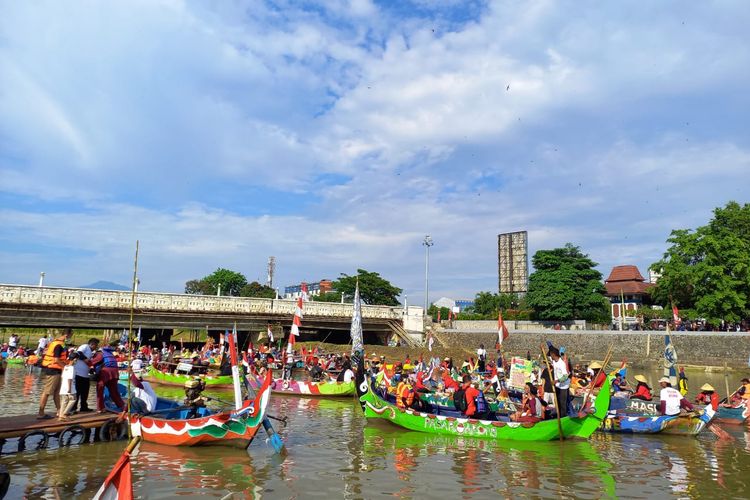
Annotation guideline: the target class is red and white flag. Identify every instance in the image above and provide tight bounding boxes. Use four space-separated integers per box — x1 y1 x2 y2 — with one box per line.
289 283 308 345
93 441 136 500
497 310 509 346
672 305 680 324
437 310 441 322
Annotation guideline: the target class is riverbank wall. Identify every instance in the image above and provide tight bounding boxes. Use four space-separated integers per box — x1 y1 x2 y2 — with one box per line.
434 328 750 369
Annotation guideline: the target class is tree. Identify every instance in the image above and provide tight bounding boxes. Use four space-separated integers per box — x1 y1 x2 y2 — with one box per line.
240 281 276 299
333 269 402 306
310 291 343 303
526 243 609 321
184 268 248 296
651 201 750 324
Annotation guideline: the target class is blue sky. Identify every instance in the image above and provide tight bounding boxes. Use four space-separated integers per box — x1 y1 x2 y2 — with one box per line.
1 0 748 305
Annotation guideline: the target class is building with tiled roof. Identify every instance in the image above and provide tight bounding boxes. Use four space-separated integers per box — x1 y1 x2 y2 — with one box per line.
604 265 654 328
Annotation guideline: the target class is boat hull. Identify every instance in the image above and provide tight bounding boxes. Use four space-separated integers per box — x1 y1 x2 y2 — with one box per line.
354 365 611 441
716 401 750 425
248 375 355 397
144 365 234 388
600 407 715 436
130 371 273 447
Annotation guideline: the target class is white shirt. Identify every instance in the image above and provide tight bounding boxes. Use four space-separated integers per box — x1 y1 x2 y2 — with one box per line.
131 358 144 372
552 358 570 389
343 369 355 383
660 387 683 416
9 335 18 347
38 337 49 350
60 365 77 395
75 345 94 378
133 380 157 412
477 348 487 360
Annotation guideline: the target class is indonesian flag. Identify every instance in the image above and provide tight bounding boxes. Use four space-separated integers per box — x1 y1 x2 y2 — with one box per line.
289 283 307 346
448 310 453 321
93 442 135 500
267 325 274 343
437 310 441 322
228 324 242 410
497 310 509 346
672 305 680 324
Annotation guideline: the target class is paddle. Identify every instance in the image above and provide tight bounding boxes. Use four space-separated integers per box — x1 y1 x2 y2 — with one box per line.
241 371 285 454
719 384 743 405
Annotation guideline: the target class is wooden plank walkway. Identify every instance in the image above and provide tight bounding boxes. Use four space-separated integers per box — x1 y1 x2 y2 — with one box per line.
0 411 119 439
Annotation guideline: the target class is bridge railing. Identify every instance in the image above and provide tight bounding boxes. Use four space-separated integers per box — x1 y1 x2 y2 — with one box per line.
0 284 402 320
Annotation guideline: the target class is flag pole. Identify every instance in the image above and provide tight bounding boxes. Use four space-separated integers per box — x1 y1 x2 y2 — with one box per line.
540 342 564 442
126 240 139 440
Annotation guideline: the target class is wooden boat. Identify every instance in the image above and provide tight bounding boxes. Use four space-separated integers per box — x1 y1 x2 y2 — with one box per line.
4 357 24 365
107 371 273 447
384 391 512 413
715 401 749 425
600 405 715 436
247 374 355 397
354 363 611 441
143 365 234 388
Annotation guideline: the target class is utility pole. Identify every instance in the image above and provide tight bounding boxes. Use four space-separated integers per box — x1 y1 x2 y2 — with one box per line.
38 272 45 287
422 235 434 315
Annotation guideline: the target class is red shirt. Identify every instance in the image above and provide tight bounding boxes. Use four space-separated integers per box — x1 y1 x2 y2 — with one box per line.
443 373 459 391
633 384 652 400
464 385 480 417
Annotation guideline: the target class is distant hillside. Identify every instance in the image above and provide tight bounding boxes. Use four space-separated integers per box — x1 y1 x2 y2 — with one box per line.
80 280 130 291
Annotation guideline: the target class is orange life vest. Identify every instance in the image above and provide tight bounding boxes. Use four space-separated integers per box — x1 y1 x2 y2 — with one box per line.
742 383 750 400
41 336 68 371
396 382 414 409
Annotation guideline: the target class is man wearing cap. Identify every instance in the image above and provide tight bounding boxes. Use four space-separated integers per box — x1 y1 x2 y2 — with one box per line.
658 377 694 416
695 383 719 411
631 375 653 401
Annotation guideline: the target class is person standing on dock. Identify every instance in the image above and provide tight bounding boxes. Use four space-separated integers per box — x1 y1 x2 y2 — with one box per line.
58 352 78 420
37 329 72 419
90 340 125 413
74 338 99 413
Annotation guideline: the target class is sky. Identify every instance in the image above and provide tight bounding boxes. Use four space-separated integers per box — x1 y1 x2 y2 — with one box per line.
1 0 749 306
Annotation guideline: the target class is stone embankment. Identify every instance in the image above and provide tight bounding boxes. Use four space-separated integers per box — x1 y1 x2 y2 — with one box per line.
435 328 750 369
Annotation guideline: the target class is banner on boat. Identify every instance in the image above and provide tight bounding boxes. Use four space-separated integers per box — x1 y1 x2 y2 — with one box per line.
508 357 534 390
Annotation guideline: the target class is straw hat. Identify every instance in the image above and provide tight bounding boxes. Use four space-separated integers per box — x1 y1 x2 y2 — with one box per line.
634 375 648 384
700 383 715 392
658 377 671 384
589 361 602 370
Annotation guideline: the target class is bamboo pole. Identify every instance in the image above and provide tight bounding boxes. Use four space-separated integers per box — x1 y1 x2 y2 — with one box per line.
646 333 651 358
582 344 614 408
540 343 564 442
724 361 730 401
126 241 140 440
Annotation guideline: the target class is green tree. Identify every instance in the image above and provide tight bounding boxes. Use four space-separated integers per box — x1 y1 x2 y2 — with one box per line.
309 291 343 303
651 201 750 324
333 269 402 306
526 243 609 321
240 281 276 299
185 268 248 296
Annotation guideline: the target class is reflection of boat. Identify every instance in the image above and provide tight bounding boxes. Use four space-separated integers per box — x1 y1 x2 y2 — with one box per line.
144 365 234 388
355 363 611 441
107 371 272 447
601 406 715 436
247 375 355 397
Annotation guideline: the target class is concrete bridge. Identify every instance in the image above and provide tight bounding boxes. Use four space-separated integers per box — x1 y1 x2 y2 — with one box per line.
0 284 424 346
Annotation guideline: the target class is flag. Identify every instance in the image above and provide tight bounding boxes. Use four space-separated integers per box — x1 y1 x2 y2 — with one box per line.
228 324 242 409
437 310 441 322
136 327 141 344
448 310 453 321
267 325 274 343
350 280 364 360
664 326 678 386
497 310 509 346
672 305 680 324
93 439 137 500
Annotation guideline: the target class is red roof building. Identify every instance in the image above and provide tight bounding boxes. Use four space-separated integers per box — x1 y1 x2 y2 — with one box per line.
604 265 654 327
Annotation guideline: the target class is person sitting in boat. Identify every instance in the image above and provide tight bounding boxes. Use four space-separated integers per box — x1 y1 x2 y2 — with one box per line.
658 377 695 416
458 375 488 419
695 383 720 411
612 374 631 394
588 362 606 389
395 378 416 410
730 378 750 404
631 375 653 401
129 368 157 414
510 382 546 423
441 368 459 393
310 360 325 382
337 360 354 383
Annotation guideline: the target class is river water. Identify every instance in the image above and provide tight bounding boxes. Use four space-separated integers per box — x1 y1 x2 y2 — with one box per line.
1 365 749 499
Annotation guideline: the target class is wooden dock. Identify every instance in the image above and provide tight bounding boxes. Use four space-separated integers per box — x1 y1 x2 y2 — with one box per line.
0 411 127 454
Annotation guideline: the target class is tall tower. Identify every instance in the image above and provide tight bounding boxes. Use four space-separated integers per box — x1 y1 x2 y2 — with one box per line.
266 256 276 288
498 231 529 296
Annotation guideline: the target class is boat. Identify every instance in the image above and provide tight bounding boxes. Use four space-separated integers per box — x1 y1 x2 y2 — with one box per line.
143 365 234 388
715 401 750 425
354 363 611 441
600 405 715 436
383 390 512 413
600 394 747 425
107 371 273 447
4 357 25 365
247 374 355 397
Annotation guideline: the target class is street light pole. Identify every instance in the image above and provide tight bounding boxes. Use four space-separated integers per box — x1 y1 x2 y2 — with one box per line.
422 235 434 315
38 272 45 287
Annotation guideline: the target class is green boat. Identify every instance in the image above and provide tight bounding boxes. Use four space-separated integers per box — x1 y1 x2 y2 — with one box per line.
143 365 234 388
4 357 25 365
355 364 611 441
418 392 512 413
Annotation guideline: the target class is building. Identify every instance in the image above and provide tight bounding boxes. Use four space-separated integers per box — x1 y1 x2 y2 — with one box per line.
455 299 475 312
604 265 654 327
498 231 529 296
284 280 333 299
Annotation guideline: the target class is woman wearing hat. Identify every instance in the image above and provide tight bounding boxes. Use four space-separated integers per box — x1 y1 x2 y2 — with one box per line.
631 375 653 401
694 383 719 411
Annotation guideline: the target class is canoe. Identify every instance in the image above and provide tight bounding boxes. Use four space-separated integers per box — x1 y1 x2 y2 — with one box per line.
107 371 273 447
247 374 355 397
143 365 234 388
4 358 25 365
354 363 611 441
383 391 513 413
602 395 748 425
715 401 750 425
600 406 715 436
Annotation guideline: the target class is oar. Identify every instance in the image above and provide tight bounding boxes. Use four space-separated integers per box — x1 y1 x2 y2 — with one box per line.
719 385 743 405
540 343 564 442
241 372 285 454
